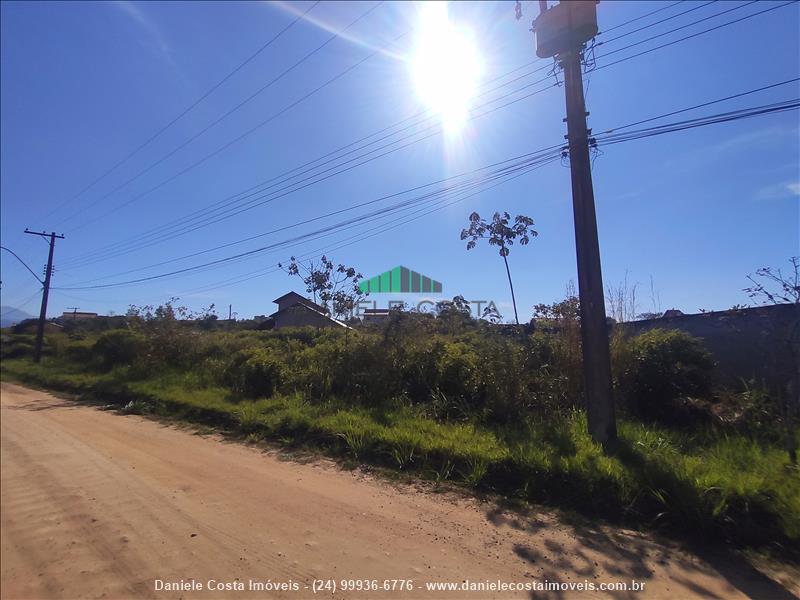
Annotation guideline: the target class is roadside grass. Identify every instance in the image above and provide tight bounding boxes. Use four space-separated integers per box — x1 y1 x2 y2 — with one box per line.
3 356 797 553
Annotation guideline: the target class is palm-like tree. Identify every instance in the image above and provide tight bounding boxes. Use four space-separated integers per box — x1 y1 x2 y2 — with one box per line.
461 211 537 325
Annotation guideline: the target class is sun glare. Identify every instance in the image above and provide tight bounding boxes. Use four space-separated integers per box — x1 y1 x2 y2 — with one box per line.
410 2 482 133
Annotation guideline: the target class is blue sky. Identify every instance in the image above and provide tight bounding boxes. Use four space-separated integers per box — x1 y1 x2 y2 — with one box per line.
1 0 798 321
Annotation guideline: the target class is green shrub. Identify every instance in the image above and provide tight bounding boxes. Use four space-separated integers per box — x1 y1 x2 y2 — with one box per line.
2 341 35 359
224 348 284 397
93 330 146 370
195 356 229 388
335 336 396 402
125 300 204 369
401 339 443 403
63 338 95 364
3 355 798 549
616 329 714 421
473 337 527 423
0 334 35 359
713 381 789 441
285 333 399 403
436 341 480 404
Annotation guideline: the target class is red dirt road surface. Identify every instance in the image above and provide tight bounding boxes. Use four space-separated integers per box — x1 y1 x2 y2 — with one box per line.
1 382 795 599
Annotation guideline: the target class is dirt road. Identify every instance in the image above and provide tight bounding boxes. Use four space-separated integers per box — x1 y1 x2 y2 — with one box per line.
1 382 794 599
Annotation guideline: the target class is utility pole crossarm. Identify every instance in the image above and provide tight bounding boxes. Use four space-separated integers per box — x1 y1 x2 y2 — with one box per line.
24 229 65 240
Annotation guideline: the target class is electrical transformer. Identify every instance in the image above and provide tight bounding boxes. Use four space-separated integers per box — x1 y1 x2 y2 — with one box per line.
534 1 599 58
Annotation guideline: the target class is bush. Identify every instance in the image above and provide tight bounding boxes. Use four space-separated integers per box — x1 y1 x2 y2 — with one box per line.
195 356 229 388
64 338 95 364
436 341 480 403
4 324 799 551
337 336 396 402
125 300 204 369
712 381 789 441
11 319 39 334
479 338 531 423
93 330 146 370
0 339 34 359
224 348 284 398
616 329 714 421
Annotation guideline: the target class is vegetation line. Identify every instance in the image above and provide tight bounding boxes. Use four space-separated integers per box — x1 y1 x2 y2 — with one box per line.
2 299 797 554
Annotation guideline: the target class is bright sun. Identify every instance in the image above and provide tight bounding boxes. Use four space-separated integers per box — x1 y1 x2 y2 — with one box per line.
410 2 482 133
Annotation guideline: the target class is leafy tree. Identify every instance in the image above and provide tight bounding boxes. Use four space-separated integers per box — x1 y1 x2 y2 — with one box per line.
461 211 536 325
435 295 474 334
125 298 197 368
533 296 580 324
279 255 365 321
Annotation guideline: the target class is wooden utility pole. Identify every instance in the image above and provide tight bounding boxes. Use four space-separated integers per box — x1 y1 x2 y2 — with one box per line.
532 1 617 446
24 229 64 363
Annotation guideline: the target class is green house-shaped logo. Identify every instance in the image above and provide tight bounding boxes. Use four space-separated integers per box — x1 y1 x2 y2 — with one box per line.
359 266 442 294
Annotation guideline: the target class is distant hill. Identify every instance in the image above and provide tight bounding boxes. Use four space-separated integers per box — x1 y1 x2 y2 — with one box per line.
0 306 35 328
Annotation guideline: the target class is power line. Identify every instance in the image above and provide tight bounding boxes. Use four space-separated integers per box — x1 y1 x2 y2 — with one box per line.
1 288 43 316
95 156 561 295
38 1 321 224
598 0 718 45
59 61 552 267
55 149 564 289
54 96 800 291
59 1 385 231
597 0 686 35
60 75 560 269
56 0 727 259
176 157 560 297
102 59 551 254
0 246 44 284
594 77 799 134
67 146 564 283
595 99 800 145
65 76 800 281
82 90 796 297
67 30 412 241
59 0 796 268
596 0 789 65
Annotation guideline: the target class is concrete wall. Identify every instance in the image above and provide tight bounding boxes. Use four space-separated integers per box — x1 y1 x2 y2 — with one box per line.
617 303 800 392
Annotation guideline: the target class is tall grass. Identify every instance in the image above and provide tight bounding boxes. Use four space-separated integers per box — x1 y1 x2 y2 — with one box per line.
2 355 797 550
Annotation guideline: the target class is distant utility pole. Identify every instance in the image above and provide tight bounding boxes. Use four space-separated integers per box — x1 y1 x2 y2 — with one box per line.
24 229 65 363
229 304 232 321
531 1 617 446
67 307 80 320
